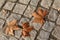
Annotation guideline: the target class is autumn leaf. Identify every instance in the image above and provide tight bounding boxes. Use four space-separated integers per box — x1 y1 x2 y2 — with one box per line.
5 20 20 35
32 8 47 25
2 9 7 16
22 22 34 37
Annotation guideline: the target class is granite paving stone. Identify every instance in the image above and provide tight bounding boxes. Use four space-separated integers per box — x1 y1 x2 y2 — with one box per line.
52 26 60 40
0 10 9 19
7 13 21 23
18 17 29 26
3 2 15 10
48 9 58 21
15 29 22 38
8 0 17 2
56 15 60 25
19 0 30 4
52 0 60 10
9 37 18 40
42 21 55 32
0 0 5 8
37 30 50 39
0 19 5 29
41 0 52 9
13 3 26 14
24 5 36 18
30 0 39 6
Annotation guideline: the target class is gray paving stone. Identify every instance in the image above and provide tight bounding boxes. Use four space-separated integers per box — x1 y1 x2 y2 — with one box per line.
19 0 30 4
48 9 58 21
56 15 60 25
19 37 24 40
7 13 21 23
41 0 52 9
9 37 18 40
18 17 29 26
37 30 50 39
8 0 17 2
57 39 60 40
0 10 9 19
52 0 60 10
0 32 8 40
30 0 39 6
42 21 55 32
15 29 22 38
30 18 42 31
23 36 31 40
50 39 55 40
31 23 42 31
0 0 5 8
0 19 5 29
0 36 8 40
30 30 37 40
52 26 60 40
37 38 48 40
13 3 26 14
24 5 36 18
3 2 15 10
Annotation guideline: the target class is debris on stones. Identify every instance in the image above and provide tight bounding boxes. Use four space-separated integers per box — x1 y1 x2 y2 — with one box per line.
22 22 34 37
32 8 48 25
5 19 20 35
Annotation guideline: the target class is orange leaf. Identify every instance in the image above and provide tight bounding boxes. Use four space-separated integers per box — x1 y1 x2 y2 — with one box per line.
22 22 33 37
5 20 20 35
32 8 47 25
32 12 42 18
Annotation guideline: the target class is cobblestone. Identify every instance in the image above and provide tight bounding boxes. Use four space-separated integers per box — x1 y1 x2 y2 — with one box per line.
9 37 18 40
24 5 36 18
37 38 48 40
15 29 22 38
42 21 55 32
37 30 50 40
18 17 29 26
56 15 60 25
48 9 58 21
13 3 26 14
0 10 9 19
8 0 17 2
0 0 5 8
30 0 39 6
52 0 60 10
7 13 21 23
0 19 5 29
30 18 42 31
19 0 30 4
41 0 52 9
52 26 60 40
0 0 59 40
3 2 15 10
30 30 37 40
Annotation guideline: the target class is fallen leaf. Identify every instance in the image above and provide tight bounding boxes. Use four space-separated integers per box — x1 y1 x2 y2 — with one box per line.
5 19 20 35
22 22 34 37
32 8 47 25
2 9 7 16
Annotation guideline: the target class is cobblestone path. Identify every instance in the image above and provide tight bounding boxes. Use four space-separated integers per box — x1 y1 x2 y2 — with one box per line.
0 0 60 40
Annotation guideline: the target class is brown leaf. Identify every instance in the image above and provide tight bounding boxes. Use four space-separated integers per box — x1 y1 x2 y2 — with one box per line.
2 9 7 16
32 12 42 18
32 8 47 25
22 22 33 37
5 20 20 35
37 8 43 18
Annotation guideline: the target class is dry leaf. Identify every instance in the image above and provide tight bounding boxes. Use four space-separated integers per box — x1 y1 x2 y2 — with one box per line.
5 20 20 35
2 9 7 16
22 22 33 37
32 8 47 25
